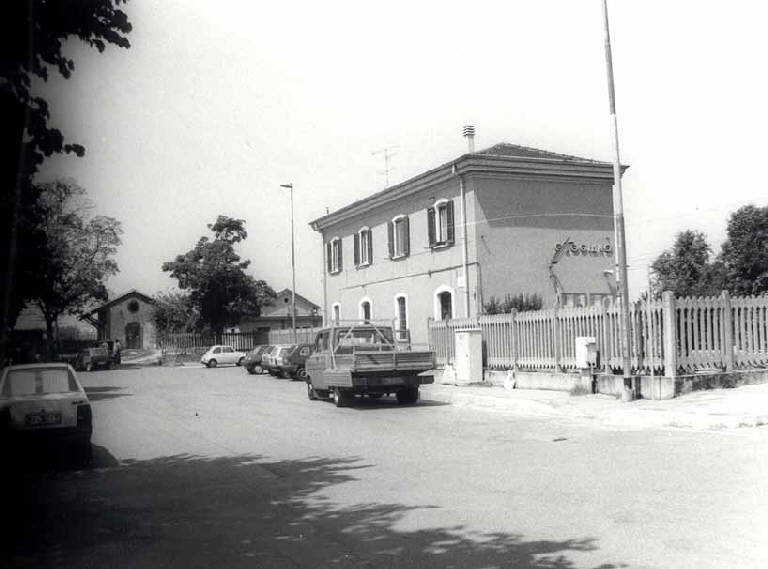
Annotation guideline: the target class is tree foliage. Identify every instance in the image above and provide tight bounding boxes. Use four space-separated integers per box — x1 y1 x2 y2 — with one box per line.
651 206 768 298
1 1 132 358
650 230 721 297
162 216 276 333
719 205 768 295
33 180 122 356
483 293 542 314
152 291 199 335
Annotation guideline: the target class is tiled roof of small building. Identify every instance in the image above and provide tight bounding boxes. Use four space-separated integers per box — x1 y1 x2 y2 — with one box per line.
477 143 608 164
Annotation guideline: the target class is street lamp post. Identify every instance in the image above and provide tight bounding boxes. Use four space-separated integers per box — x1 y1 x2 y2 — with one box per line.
280 183 297 343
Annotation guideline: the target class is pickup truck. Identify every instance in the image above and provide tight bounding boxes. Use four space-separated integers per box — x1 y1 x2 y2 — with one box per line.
304 323 435 407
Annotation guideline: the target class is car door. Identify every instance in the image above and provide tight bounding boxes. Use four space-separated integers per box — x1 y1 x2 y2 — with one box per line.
222 346 235 365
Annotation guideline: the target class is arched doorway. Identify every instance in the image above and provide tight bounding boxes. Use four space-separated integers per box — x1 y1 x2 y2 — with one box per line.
125 322 142 349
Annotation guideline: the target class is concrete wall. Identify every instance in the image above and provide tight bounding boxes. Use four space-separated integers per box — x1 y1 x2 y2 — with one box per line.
470 175 615 308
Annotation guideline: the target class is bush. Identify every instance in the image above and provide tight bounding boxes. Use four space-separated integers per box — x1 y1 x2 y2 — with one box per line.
483 293 542 314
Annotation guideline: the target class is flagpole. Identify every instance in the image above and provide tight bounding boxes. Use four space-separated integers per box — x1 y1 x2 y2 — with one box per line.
601 0 633 395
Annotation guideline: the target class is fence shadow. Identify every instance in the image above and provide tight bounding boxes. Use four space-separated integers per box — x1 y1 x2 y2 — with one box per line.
4 453 627 568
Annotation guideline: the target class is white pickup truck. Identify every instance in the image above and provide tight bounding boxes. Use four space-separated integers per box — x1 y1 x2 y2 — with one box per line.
304 323 435 407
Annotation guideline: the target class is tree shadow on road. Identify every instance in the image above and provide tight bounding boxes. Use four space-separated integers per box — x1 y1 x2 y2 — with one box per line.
4 453 627 568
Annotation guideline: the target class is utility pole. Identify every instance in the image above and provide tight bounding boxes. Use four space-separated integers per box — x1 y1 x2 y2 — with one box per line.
601 0 633 393
280 184 297 343
371 146 398 188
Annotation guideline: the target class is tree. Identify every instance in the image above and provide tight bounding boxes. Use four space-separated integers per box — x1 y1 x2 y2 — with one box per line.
34 179 123 357
650 230 721 297
152 291 199 335
162 216 276 333
718 205 768 295
1 0 132 361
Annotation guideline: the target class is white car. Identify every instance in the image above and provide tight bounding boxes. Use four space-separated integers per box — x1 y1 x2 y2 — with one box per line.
200 345 246 368
0 363 92 455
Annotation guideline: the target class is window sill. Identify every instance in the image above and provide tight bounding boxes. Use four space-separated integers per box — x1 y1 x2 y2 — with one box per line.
390 253 409 261
355 262 372 270
430 242 454 250
328 269 342 275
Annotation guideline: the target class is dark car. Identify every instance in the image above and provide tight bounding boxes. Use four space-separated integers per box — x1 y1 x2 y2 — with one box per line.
243 345 271 374
276 344 313 380
75 347 112 371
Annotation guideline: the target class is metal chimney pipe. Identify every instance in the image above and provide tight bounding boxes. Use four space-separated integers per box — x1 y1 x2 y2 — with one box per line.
463 125 475 153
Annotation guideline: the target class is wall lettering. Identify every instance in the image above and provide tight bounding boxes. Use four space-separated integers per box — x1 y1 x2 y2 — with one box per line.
554 240 613 257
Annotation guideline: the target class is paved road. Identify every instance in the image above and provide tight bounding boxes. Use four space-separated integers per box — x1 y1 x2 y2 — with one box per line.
5 365 768 568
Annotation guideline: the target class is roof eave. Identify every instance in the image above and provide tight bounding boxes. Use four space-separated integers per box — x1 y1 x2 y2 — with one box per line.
310 154 626 232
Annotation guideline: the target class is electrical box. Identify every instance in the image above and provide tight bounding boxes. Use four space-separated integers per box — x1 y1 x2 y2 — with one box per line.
575 336 598 369
454 327 483 384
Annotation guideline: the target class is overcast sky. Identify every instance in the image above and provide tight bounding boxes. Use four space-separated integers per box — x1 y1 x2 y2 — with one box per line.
35 1 768 302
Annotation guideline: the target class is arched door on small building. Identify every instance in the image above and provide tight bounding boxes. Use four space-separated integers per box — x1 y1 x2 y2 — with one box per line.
125 322 142 349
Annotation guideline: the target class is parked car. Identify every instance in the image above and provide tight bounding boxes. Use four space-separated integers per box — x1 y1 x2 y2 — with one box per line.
260 345 279 374
243 345 271 374
305 322 435 407
262 345 292 376
0 363 93 457
275 344 313 380
200 345 246 368
75 347 112 372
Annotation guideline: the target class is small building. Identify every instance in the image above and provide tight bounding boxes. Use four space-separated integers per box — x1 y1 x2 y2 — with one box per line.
239 288 322 340
310 135 625 346
83 290 157 349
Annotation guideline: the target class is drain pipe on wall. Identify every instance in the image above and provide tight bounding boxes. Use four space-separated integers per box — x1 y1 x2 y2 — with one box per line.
454 165 471 318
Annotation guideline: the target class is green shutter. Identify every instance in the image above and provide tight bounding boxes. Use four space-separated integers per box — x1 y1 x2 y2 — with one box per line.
446 200 455 245
387 221 394 258
353 232 360 266
403 216 410 256
366 229 373 265
427 207 436 247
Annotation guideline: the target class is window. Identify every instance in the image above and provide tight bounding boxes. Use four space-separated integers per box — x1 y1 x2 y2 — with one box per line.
326 237 343 274
427 199 455 248
387 215 410 259
359 298 372 323
354 227 373 267
434 285 455 321
394 294 408 341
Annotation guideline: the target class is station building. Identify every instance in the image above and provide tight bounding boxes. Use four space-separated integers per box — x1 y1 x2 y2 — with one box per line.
310 135 625 346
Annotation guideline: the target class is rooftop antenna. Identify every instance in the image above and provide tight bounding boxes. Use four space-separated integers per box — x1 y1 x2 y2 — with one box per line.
371 145 399 188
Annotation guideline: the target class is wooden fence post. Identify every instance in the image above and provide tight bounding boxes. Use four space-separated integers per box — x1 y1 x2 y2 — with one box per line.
662 291 677 378
721 290 733 371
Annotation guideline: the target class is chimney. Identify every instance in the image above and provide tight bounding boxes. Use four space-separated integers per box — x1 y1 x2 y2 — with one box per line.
463 125 475 153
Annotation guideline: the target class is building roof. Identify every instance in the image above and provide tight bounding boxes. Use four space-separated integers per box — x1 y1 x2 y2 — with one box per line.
271 289 320 310
309 141 626 232
88 290 156 314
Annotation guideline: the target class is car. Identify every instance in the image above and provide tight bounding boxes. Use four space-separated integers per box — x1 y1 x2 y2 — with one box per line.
0 363 93 457
275 344 313 380
75 347 112 372
200 345 246 368
263 345 293 376
242 345 271 374
305 322 435 407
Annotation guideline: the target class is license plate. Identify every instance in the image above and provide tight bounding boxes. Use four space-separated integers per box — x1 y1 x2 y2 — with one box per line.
26 413 62 426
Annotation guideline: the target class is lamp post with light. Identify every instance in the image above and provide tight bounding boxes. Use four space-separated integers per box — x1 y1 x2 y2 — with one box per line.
280 183 297 343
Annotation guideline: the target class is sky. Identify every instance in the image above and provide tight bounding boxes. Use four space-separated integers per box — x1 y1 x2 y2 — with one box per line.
35 1 768 303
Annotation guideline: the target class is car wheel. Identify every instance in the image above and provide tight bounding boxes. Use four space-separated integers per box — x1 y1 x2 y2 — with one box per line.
332 388 351 408
396 387 419 404
208 359 217 368
237 357 244 366
246 365 256 375
254 365 264 374
295 368 308 381
307 382 318 400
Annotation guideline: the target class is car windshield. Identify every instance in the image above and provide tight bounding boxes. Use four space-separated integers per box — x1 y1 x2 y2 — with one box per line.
3 368 79 397
335 328 394 348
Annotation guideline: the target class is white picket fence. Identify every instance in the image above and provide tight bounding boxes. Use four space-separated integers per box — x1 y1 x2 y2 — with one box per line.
428 291 768 376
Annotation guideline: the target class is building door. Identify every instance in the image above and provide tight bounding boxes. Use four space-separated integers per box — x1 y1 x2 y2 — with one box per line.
438 291 453 321
125 322 142 349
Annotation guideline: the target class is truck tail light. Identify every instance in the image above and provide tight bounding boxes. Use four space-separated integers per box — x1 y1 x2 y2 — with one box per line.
77 403 92 428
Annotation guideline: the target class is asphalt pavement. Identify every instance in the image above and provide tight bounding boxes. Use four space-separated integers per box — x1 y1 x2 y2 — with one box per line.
4 364 767 568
